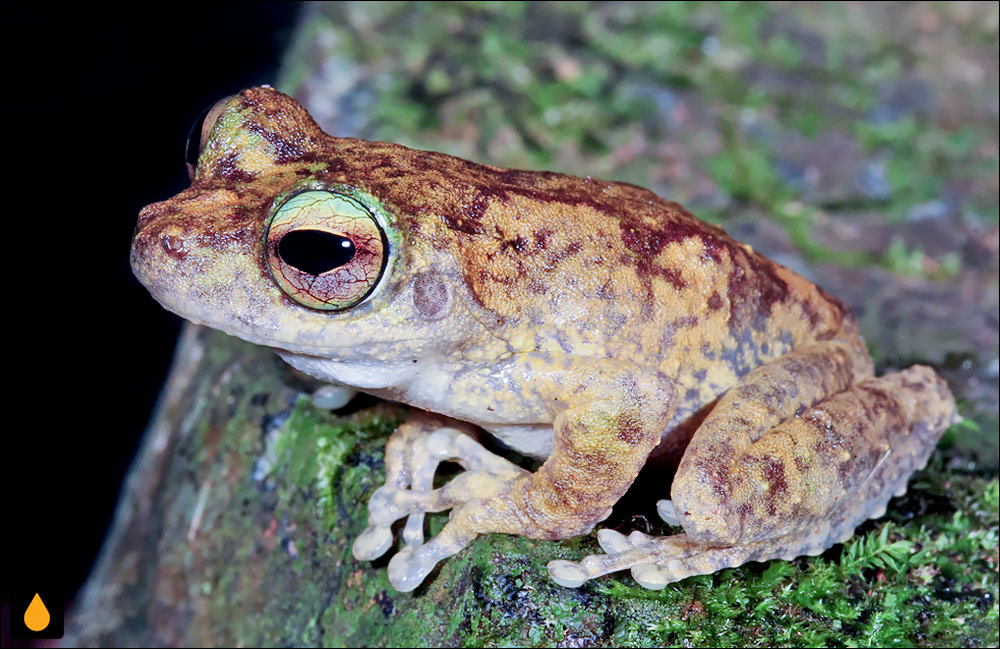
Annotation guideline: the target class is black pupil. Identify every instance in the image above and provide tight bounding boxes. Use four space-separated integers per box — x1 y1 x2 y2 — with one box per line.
278 230 357 275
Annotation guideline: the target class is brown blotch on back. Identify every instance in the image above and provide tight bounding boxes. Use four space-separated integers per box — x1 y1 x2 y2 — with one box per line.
693 454 732 501
499 235 529 254
758 455 789 504
616 413 644 445
737 500 755 531
726 251 791 330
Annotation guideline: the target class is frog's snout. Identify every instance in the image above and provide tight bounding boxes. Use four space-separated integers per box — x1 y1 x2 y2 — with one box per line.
131 188 262 285
131 204 186 284
131 193 280 341
133 219 190 263
129 196 217 312
134 201 163 234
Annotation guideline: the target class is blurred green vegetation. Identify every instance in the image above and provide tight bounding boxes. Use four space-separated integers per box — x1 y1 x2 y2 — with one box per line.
281 2 998 277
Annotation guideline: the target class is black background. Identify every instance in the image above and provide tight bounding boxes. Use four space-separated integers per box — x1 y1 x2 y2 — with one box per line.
3 1 302 627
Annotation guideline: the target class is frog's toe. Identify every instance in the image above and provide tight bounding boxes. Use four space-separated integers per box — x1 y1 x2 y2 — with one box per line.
545 552 632 588
423 426 527 478
365 485 414 526
387 526 477 592
353 525 393 561
424 427 465 459
546 526 863 590
630 562 670 590
388 545 444 592
402 511 427 547
387 547 433 592
357 470 517 573
596 529 631 553
546 529 669 588
656 499 680 526
356 416 532 589
361 423 530 556
547 560 588 588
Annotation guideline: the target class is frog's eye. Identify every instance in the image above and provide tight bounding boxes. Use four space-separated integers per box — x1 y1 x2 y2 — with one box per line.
266 190 388 311
185 98 230 180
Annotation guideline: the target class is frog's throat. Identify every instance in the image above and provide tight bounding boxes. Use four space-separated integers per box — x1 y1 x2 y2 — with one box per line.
276 350 421 390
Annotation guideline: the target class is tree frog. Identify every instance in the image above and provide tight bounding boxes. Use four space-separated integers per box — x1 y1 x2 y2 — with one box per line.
131 87 957 592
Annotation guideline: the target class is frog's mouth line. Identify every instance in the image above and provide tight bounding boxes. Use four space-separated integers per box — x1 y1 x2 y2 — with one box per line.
149 287 440 368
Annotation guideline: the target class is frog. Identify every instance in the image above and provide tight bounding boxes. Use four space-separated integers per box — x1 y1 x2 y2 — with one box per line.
131 86 958 593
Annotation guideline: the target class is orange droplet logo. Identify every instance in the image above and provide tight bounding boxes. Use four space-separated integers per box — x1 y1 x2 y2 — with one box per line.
24 592 50 632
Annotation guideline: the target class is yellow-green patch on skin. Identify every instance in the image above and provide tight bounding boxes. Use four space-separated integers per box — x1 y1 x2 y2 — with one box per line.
132 86 957 593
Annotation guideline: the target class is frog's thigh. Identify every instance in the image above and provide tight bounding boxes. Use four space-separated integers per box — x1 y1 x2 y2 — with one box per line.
549 359 956 589
353 411 525 562
671 340 873 544
383 358 676 592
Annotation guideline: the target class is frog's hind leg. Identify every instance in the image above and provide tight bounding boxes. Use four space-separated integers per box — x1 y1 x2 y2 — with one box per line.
548 344 956 589
352 411 528 563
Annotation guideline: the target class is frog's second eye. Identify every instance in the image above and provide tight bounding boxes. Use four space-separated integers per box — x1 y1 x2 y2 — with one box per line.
266 190 387 311
185 98 230 180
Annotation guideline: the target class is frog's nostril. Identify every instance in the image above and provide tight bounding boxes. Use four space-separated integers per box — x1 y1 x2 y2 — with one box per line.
162 233 188 259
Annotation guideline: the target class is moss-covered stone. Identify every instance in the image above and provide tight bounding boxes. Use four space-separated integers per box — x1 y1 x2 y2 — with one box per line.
69 325 997 647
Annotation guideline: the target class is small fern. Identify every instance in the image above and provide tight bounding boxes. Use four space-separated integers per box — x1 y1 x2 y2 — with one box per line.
839 525 913 576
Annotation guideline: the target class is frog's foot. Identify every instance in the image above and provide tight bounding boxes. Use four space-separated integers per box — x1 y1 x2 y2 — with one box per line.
548 498 822 589
352 413 528 578
547 526 835 590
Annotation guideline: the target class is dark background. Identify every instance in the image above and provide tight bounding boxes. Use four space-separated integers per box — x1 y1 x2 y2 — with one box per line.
4 1 301 620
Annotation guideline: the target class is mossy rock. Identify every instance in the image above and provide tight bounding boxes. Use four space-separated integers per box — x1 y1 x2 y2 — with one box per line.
68 325 998 647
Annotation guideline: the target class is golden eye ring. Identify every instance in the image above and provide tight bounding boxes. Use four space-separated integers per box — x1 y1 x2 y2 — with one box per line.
265 190 388 311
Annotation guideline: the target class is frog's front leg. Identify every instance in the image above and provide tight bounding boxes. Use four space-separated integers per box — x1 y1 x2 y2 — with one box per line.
352 411 528 561
356 356 676 592
548 341 958 589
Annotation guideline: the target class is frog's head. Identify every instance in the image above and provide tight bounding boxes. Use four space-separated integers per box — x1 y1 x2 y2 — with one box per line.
131 87 505 388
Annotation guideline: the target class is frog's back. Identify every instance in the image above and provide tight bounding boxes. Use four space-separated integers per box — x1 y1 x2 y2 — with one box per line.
329 138 857 436
323 137 852 365
223 88 850 373
206 87 851 371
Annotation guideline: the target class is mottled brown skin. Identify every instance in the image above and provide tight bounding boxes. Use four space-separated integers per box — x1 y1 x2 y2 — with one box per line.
131 87 958 592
